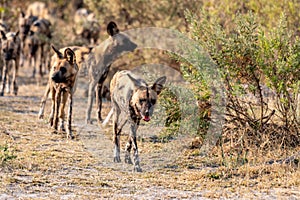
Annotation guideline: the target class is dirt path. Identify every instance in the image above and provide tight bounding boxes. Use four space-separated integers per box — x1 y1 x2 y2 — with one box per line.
0 67 299 199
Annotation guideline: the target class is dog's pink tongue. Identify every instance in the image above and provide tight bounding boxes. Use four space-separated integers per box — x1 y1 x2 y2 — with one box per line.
143 116 150 122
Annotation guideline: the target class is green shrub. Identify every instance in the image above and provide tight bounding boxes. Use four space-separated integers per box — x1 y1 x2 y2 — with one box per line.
176 10 300 168
0 144 16 164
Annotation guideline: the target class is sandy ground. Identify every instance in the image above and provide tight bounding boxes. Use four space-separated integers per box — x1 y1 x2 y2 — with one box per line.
0 66 299 199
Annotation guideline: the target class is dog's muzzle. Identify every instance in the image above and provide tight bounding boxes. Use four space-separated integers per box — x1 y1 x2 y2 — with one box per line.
51 71 66 83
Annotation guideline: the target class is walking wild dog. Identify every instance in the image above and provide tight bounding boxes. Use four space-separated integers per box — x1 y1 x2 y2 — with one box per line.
86 21 137 124
74 8 100 45
26 18 52 78
0 19 10 79
18 11 38 67
0 31 21 96
38 45 92 139
105 70 166 172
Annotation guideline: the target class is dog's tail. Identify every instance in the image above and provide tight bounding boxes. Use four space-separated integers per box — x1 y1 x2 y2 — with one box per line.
102 108 113 127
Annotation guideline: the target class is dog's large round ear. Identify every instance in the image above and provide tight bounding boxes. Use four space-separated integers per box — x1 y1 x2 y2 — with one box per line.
51 45 63 59
151 76 166 95
0 31 7 40
107 21 119 36
64 48 76 65
127 73 142 88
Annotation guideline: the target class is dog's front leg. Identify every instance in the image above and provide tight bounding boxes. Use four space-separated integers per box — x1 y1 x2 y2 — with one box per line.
12 57 19 95
53 87 61 130
0 60 8 96
31 55 37 82
49 87 56 126
129 121 142 172
86 79 97 124
125 135 133 164
38 82 50 119
66 92 74 139
58 91 68 132
6 61 12 94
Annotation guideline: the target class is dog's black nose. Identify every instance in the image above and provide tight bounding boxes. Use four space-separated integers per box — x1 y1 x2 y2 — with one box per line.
51 72 61 83
145 110 149 116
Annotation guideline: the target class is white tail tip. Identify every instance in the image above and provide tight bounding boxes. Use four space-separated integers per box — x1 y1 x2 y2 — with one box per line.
102 108 113 127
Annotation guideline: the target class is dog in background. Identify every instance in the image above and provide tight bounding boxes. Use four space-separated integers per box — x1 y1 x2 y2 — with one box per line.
18 11 38 67
0 31 21 96
73 8 100 45
86 21 137 124
0 19 10 80
38 45 92 138
25 18 52 79
104 70 166 172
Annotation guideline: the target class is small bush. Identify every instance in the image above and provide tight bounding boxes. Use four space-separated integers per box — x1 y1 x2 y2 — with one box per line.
175 10 300 166
0 144 16 164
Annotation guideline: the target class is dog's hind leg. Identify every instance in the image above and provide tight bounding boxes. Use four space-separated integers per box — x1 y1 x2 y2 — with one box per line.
95 67 109 124
96 82 103 123
112 104 122 163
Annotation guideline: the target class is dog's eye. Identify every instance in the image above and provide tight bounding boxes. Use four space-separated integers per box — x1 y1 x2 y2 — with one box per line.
151 99 156 104
60 67 67 74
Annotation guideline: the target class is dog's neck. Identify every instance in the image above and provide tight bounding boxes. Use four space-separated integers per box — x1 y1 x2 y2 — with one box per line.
129 101 141 123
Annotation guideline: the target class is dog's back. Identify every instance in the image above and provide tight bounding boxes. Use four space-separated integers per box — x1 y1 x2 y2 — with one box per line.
31 19 52 39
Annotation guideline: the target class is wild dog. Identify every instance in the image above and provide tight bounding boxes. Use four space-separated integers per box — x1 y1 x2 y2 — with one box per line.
0 31 21 96
38 45 92 138
40 46 78 138
86 21 137 124
0 19 10 79
26 18 52 79
105 70 166 172
74 8 100 45
18 11 38 67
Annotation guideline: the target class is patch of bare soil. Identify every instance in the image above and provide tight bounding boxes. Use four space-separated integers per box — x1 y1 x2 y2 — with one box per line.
0 66 299 199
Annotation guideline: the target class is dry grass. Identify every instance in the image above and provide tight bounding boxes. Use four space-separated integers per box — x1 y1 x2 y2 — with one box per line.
0 1 299 199
0 66 299 199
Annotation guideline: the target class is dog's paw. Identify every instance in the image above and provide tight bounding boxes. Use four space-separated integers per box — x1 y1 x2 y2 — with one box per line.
67 132 74 140
125 155 133 164
86 119 93 125
113 156 121 163
133 165 142 172
38 113 44 119
59 125 65 132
